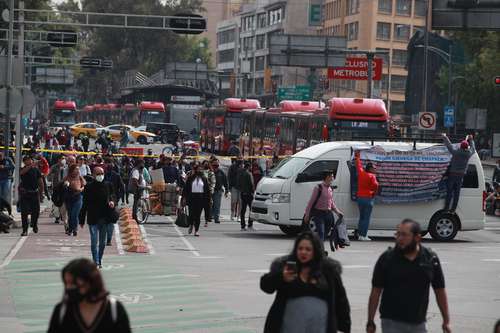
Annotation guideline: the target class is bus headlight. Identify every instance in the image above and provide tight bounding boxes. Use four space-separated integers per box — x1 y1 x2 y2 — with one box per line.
271 193 290 203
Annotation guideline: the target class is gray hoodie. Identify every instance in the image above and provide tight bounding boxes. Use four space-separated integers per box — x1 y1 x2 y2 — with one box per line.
443 136 475 175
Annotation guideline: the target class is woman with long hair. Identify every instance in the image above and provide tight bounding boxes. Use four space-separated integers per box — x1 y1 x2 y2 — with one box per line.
63 164 86 236
261 231 351 333
48 258 131 332
182 162 209 237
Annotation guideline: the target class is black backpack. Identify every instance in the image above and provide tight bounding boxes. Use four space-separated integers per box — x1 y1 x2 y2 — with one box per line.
51 182 65 207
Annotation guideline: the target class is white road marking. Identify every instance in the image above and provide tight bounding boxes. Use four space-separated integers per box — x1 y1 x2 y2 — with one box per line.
190 256 224 259
469 246 500 249
152 274 201 278
173 224 200 257
264 253 287 256
0 235 27 269
59 246 71 252
114 223 125 255
139 225 155 255
481 259 500 262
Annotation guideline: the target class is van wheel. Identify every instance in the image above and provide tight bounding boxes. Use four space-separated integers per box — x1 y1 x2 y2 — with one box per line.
138 136 147 144
161 134 169 144
279 225 302 236
429 211 459 241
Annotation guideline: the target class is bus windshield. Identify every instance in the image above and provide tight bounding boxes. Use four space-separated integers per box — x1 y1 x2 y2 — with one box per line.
53 110 76 125
271 157 310 179
140 111 165 124
224 113 242 138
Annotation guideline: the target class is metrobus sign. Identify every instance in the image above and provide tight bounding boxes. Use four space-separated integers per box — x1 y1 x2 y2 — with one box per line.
328 57 383 81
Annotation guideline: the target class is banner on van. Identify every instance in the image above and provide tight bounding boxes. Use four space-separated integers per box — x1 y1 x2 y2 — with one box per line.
352 146 452 204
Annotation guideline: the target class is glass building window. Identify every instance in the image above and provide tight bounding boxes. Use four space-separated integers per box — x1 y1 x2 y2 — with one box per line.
347 22 359 41
392 49 407 66
394 24 410 40
396 0 411 16
415 0 427 17
217 49 235 63
255 56 265 71
257 13 267 28
346 0 360 15
391 75 406 91
256 34 265 50
377 22 391 40
375 48 390 67
378 0 392 14
269 8 283 25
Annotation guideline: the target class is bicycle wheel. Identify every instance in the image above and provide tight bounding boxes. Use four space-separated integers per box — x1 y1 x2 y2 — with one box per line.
135 198 150 224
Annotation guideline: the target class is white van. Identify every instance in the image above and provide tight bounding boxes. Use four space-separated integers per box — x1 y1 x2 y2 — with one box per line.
250 141 485 241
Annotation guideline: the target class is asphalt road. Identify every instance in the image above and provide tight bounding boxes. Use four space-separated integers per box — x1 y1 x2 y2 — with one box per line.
141 196 500 333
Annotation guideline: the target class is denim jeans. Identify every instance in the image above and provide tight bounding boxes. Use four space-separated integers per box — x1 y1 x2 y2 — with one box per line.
357 197 374 237
312 210 334 241
106 223 114 243
0 179 11 203
89 224 107 265
211 190 223 223
445 175 463 211
66 194 83 233
381 319 427 333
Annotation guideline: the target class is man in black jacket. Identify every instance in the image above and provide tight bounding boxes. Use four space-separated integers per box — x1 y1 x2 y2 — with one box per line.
104 158 123 246
228 157 243 221
211 159 229 224
237 161 255 231
80 167 116 268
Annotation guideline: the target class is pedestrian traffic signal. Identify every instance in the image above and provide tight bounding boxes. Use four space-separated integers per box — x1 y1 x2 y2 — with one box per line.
47 29 77 47
495 76 500 86
170 14 206 35
80 57 101 68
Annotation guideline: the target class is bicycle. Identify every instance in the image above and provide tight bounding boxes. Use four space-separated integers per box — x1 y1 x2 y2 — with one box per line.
133 187 151 224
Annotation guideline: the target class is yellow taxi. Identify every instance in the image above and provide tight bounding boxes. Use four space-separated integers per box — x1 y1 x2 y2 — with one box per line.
70 123 103 138
99 124 157 144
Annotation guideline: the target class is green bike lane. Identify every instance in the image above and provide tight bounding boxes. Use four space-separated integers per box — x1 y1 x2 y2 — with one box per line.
1 218 256 333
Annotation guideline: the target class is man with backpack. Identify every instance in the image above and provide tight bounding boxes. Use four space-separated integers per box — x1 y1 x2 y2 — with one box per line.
48 155 68 228
129 159 151 222
303 171 343 242
366 219 451 333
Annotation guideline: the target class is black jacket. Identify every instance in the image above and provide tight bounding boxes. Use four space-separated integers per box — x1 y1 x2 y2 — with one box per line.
182 174 210 205
237 168 254 194
80 180 115 225
104 170 124 202
214 168 229 192
260 255 351 333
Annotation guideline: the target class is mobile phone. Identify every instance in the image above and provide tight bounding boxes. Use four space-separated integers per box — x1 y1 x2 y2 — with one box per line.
286 261 297 273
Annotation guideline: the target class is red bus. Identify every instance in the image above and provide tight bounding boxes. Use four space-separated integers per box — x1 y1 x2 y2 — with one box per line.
139 101 166 124
123 103 139 126
240 100 328 156
51 100 77 126
329 98 389 139
75 105 94 123
200 98 261 153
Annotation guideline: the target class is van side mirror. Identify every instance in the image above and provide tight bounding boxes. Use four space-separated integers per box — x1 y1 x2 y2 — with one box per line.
296 172 309 183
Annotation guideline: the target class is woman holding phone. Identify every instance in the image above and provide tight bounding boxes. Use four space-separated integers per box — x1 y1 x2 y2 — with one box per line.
260 231 351 333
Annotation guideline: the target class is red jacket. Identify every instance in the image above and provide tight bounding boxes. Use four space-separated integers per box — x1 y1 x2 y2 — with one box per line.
38 156 50 176
356 154 378 198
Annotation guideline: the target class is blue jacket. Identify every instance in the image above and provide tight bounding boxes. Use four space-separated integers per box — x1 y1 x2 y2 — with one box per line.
162 165 179 184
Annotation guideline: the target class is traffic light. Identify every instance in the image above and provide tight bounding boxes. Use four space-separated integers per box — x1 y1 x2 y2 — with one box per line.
47 29 77 47
447 0 480 8
495 76 500 86
170 14 207 35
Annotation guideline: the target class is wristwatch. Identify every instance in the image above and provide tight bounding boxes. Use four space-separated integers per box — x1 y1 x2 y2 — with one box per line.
366 320 376 330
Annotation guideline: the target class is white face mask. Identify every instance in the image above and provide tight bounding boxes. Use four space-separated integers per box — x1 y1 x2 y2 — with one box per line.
95 175 104 182
61 159 67 166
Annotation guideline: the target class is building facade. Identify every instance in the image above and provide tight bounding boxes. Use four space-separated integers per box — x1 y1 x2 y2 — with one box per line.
216 0 320 105
320 0 426 116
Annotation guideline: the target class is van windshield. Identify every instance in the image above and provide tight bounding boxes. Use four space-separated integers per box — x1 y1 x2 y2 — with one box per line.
271 157 310 179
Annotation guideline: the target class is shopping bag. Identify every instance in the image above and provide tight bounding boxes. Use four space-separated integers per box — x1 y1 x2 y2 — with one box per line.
175 207 189 228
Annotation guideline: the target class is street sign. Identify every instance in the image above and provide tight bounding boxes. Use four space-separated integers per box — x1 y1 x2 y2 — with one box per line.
328 57 383 81
277 85 311 102
443 105 454 128
0 87 23 117
309 2 322 26
418 112 437 130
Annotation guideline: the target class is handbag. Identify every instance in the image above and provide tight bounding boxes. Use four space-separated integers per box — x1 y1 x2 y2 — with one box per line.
106 206 120 224
329 214 350 252
175 207 189 228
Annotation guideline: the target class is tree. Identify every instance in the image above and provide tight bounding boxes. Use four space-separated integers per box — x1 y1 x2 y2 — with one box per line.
438 32 500 131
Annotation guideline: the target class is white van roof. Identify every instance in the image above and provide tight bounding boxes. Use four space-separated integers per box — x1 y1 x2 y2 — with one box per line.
294 141 439 160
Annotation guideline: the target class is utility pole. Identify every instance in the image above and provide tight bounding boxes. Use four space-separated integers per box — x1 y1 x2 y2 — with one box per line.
3 0 15 157
13 1 24 203
422 0 430 115
367 52 374 98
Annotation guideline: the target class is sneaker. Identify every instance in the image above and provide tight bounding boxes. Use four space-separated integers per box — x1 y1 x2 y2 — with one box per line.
204 222 208 227
230 215 234 221
21 231 27 237
98 264 102 269
194 232 200 237
106 241 112 246
358 236 372 241
33 225 38 233
247 226 255 231
214 221 220 224
54 218 60 224
72 231 77 237
241 227 246 231
188 225 193 234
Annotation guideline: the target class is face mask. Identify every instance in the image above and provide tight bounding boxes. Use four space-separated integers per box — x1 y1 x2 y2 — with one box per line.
95 175 105 182
61 160 66 166
65 287 84 304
